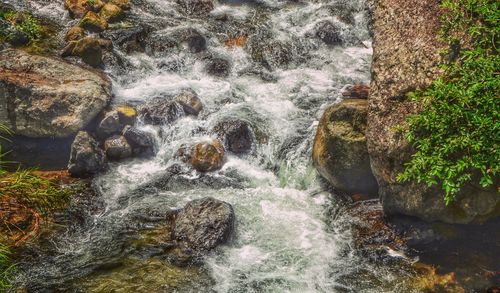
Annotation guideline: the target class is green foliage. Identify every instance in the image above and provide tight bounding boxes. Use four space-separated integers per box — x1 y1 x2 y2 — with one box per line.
0 9 42 44
398 0 499 204
0 243 14 292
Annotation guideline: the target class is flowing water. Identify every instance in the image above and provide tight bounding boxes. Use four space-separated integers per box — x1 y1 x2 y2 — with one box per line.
7 0 428 292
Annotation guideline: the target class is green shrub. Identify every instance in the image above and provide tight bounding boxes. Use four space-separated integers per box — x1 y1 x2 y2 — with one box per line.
0 10 42 44
398 0 499 204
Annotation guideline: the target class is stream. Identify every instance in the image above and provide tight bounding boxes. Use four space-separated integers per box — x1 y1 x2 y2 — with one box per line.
7 0 430 292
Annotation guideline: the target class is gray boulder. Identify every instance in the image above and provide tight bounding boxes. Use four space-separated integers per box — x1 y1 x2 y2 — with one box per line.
213 119 254 154
68 131 107 177
174 197 234 256
122 125 155 156
0 49 111 138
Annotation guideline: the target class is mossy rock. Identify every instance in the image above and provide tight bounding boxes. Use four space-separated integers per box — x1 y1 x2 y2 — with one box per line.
80 11 108 32
65 26 85 42
99 3 124 23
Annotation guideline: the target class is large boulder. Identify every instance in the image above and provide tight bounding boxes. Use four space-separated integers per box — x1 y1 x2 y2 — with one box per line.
68 131 107 177
0 49 111 138
367 0 500 223
313 99 378 197
314 20 342 45
174 197 234 255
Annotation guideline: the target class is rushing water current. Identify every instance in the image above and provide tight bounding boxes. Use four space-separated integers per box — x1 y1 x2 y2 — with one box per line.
7 0 424 292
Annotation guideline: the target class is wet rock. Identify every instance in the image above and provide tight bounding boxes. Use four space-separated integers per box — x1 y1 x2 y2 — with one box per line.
104 135 132 160
138 98 185 125
116 105 137 125
96 110 122 139
190 139 225 172
62 37 104 67
99 3 124 22
212 119 254 154
64 0 105 18
176 0 214 16
68 131 107 177
80 11 108 32
205 57 231 77
175 90 203 116
122 125 155 157
0 49 111 138
174 197 234 256
315 20 342 45
187 32 207 53
312 99 378 197
65 26 85 42
342 84 370 99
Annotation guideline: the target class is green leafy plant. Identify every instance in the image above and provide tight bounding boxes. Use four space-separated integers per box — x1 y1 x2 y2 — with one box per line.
0 10 42 44
398 0 499 204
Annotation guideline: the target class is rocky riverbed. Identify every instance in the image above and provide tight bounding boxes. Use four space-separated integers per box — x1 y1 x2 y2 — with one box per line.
0 0 498 292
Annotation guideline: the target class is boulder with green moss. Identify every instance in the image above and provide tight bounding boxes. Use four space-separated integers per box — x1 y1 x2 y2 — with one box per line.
313 99 378 197
99 3 124 22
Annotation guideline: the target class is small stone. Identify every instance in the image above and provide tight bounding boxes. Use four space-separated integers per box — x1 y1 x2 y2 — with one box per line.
175 90 203 116
97 110 122 139
315 20 342 45
342 84 370 99
68 131 107 177
104 135 132 160
187 32 206 53
65 26 85 42
190 139 225 172
80 11 108 32
122 125 155 156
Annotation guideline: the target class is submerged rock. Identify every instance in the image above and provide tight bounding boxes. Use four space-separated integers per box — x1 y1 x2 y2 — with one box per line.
174 197 234 255
312 99 378 197
315 20 342 45
176 0 214 16
104 135 132 161
68 131 107 177
205 57 231 77
138 98 185 125
0 49 111 138
212 119 254 154
175 90 203 116
190 139 225 172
